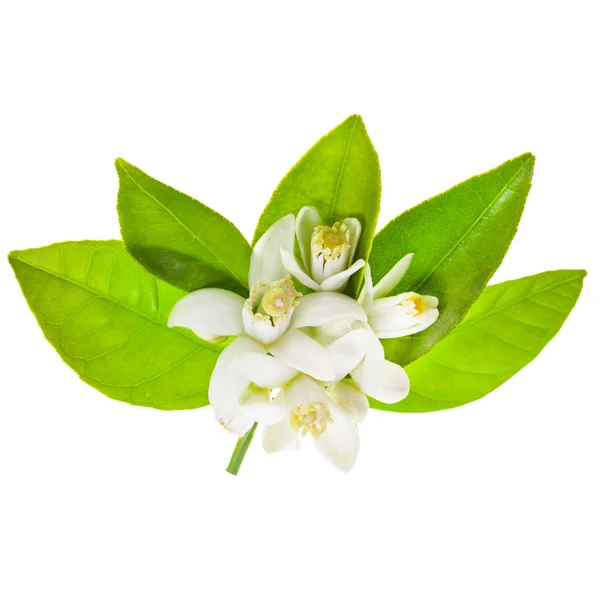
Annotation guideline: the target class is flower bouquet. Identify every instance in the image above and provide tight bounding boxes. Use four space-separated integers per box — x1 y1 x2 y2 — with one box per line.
8 115 586 474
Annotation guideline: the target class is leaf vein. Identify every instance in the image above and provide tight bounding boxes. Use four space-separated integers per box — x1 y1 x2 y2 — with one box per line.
326 118 357 223
463 274 581 326
13 257 220 354
413 158 531 291
119 162 247 288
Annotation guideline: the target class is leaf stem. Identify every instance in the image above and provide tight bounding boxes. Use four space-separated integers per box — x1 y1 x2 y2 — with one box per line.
225 422 258 476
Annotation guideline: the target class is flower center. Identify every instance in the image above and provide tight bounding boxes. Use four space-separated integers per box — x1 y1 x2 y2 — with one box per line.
323 230 343 250
311 222 350 261
261 287 295 318
246 275 302 324
402 293 426 316
414 295 425 314
290 401 333 439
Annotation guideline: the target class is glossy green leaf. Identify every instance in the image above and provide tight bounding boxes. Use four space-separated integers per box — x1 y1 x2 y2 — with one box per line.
9 240 221 410
253 115 381 296
371 269 585 413
371 153 535 365
116 159 251 296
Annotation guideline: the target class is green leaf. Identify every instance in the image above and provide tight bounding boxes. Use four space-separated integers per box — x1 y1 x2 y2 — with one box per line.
371 269 585 413
252 115 381 296
371 153 535 365
9 240 221 410
116 159 251 296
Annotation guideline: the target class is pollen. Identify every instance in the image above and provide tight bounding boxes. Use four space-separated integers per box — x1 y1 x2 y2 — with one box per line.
402 293 426 316
323 230 343 250
312 222 351 261
290 401 333 439
413 295 425 314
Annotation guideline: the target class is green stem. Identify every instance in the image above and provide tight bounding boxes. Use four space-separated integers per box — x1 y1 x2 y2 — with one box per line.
225 422 258 475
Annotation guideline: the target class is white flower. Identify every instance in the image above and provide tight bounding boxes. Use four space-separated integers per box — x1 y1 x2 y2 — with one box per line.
287 292 411 404
168 213 299 346
280 206 365 291
167 214 367 436
207 335 299 435
358 253 440 338
168 214 305 434
262 374 369 471
241 275 301 345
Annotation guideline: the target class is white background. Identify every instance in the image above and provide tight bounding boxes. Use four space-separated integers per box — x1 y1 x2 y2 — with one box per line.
1 1 599 598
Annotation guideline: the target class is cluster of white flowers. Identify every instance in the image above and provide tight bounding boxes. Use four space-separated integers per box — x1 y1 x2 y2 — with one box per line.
168 208 439 471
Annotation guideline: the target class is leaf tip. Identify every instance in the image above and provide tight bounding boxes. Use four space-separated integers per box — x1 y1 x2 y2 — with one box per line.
7 250 25 279
509 152 535 182
341 114 366 130
515 152 535 171
114 157 131 173
520 151 535 165
7 249 21 265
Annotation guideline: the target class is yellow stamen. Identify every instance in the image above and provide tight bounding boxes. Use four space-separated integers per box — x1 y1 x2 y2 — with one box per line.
290 401 333 439
245 275 302 324
401 293 426 316
323 230 343 250
413 295 425 315
311 222 351 261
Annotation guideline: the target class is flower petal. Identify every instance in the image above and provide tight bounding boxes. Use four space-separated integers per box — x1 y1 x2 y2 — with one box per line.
369 292 416 313
249 213 295 287
373 307 439 338
370 293 439 314
242 304 292 345
280 249 319 290
368 306 416 333
324 328 371 382
372 253 414 299
314 401 359 472
295 206 321 271
208 336 263 430
291 292 367 329
269 329 335 382
340 217 362 264
322 255 347 281
319 259 365 292
262 413 298 453
168 288 245 341
311 251 329 284
369 295 408 312
239 352 298 388
351 343 410 404
284 373 331 409
363 331 386 360
357 263 374 313
328 380 369 423
423 295 439 309
237 386 289 426
216 407 256 437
